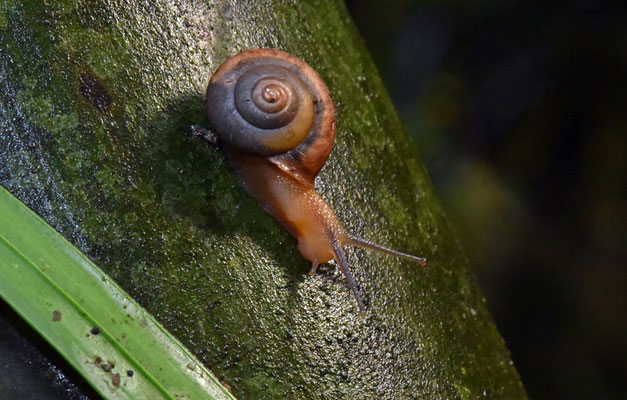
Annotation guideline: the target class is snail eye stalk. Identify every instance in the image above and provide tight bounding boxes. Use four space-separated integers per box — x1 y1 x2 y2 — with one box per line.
348 235 426 266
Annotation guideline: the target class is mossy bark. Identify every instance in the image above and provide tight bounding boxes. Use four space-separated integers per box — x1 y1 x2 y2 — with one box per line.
0 1 526 399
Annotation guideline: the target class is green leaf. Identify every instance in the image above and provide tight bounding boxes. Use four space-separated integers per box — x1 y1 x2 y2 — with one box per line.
0 185 235 400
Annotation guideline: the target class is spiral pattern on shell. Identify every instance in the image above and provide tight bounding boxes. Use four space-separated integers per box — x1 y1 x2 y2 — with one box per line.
206 49 336 185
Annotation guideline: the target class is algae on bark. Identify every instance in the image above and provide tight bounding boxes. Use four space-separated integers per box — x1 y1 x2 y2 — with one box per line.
0 0 526 398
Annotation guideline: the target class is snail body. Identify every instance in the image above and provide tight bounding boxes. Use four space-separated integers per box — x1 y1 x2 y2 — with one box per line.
224 146 348 265
200 49 425 313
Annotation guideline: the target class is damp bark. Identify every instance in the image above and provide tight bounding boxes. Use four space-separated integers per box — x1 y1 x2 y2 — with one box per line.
0 1 527 399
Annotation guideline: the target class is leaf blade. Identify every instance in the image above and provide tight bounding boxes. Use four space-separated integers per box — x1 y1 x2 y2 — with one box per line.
0 185 235 400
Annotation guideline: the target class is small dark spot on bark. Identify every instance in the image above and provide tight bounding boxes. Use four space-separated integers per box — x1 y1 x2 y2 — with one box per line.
127 370 134 377
79 73 111 112
90 326 101 335
111 373 120 388
52 310 62 321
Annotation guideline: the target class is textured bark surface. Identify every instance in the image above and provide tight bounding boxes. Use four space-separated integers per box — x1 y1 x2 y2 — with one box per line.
0 1 526 399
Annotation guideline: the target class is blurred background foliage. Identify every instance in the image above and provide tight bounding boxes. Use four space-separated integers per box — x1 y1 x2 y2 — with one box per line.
345 0 626 398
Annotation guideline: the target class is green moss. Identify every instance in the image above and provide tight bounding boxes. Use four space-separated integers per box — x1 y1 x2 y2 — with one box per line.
0 0 16 29
15 85 78 136
242 372 283 398
374 188 412 230
59 27 115 78
455 383 472 400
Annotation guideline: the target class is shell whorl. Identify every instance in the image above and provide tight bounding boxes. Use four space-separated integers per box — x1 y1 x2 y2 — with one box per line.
206 49 336 186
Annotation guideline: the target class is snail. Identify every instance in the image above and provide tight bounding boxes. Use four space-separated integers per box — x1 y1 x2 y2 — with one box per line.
195 49 425 313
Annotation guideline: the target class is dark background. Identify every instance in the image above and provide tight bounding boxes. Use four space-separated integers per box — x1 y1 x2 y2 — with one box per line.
346 1 627 399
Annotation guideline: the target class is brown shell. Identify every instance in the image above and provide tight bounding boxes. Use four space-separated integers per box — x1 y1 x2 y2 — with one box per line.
206 49 336 187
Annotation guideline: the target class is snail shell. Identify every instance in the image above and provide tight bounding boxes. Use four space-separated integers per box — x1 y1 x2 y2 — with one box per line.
206 49 335 187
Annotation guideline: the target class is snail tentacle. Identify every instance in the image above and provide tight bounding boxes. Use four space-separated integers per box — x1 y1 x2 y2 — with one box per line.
332 238 366 314
348 235 427 266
